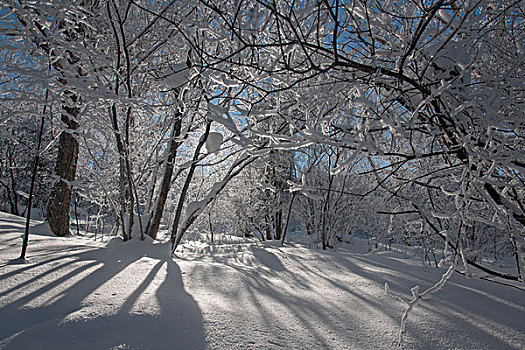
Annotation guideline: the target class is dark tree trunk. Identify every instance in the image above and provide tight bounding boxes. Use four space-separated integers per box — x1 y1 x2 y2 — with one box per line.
274 209 282 240
281 192 296 245
170 122 211 247
172 154 256 253
208 209 214 243
146 116 182 239
46 113 79 237
21 112 46 259
265 205 272 240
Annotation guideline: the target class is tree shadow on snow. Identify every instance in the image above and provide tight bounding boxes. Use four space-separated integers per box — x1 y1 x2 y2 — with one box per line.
181 244 524 350
181 245 400 349
0 236 206 350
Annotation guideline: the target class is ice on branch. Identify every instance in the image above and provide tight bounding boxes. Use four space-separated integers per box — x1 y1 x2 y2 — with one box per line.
186 200 204 219
209 73 239 88
164 63 190 88
206 132 223 154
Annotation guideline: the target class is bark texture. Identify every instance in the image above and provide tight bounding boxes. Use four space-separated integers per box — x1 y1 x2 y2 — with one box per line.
46 113 79 237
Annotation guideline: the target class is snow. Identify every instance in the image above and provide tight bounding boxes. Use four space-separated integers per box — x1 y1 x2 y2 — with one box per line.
122 213 151 238
164 63 190 88
1 211 524 349
28 221 53 236
209 73 239 88
185 200 204 219
205 132 223 154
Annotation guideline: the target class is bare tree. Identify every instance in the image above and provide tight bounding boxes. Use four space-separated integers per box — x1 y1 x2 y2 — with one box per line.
188 0 524 280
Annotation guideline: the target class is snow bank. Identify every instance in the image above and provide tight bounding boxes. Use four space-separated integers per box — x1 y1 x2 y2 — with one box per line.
29 221 53 236
0 211 205 350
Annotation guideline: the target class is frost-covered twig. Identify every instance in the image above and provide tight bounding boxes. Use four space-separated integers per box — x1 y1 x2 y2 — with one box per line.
386 255 457 346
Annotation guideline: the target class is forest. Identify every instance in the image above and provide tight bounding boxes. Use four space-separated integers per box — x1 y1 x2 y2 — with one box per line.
0 0 524 348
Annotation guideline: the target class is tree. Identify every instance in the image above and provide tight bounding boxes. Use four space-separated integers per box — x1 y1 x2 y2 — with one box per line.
2 0 104 236
187 0 525 280
2 0 523 283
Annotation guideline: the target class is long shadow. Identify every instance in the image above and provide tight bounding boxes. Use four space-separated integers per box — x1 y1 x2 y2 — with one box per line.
0 246 94 280
181 245 401 349
0 237 206 349
0 220 26 231
182 243 524 349
295 249 525 349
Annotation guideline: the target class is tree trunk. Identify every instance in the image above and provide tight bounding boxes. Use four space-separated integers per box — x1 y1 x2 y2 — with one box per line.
281 192 296 245
106 99 136 241
21 112 46 259
172 153 256 253
144 150 161 214
274 209 282 240
46 113 79 237
265 205 272 240
208 209 214 242
146 115 182 239
170 122 211 247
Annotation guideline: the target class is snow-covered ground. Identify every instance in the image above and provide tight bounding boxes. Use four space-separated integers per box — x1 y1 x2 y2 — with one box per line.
0 211 523 349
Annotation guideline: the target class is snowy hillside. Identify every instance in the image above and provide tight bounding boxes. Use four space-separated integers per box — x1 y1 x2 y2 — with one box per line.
0 211 523 349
